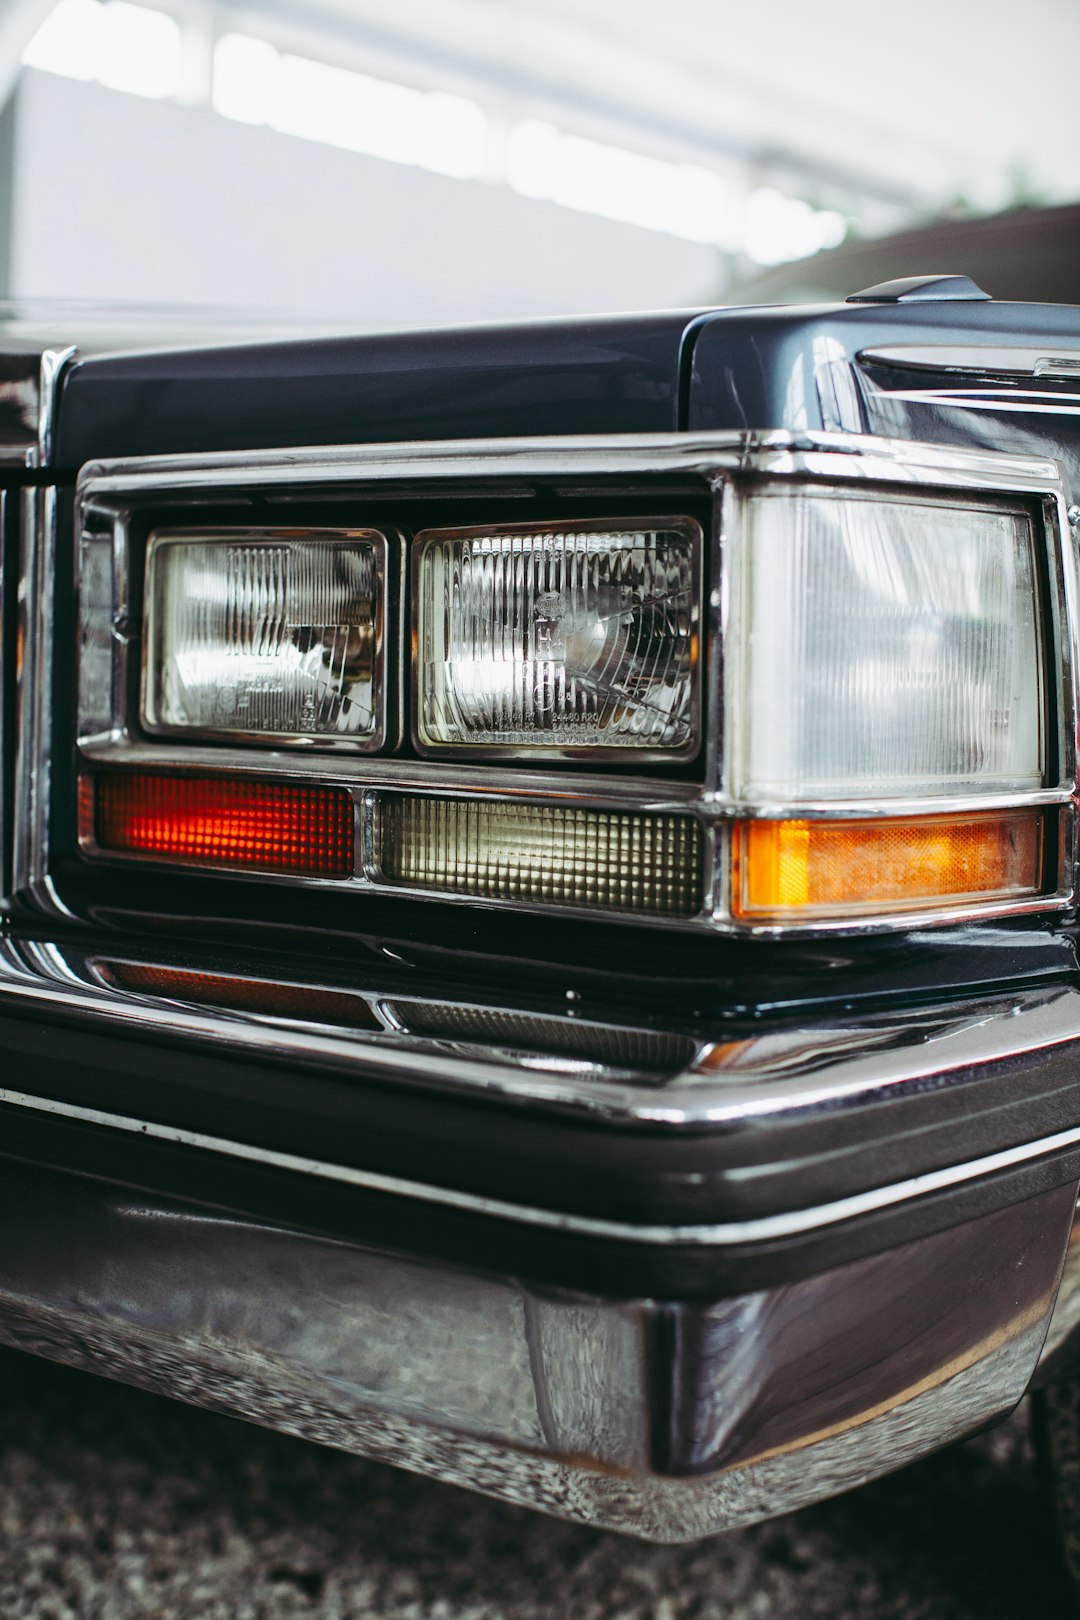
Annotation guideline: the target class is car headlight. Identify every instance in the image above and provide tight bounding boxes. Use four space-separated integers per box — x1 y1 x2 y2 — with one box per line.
142 527 389 749
76 435 1073 934
413 518 701 758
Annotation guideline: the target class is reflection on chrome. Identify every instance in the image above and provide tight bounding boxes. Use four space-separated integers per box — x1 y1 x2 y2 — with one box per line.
4 935 1080 1128
0 1161 1070 1540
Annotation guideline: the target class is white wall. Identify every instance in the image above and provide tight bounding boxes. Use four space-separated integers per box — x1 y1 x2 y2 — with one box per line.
10 68 721 325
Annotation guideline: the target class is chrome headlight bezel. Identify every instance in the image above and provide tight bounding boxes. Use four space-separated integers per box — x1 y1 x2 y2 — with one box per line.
71 431 1079 935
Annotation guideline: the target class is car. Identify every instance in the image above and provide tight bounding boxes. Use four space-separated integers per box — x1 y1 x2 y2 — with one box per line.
4 263 1080 1580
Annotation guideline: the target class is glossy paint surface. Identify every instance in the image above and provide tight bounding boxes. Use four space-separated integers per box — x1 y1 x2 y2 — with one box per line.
49 298 1080 469
53 312 697 466
3 928 1080 1303
684 298 1080 435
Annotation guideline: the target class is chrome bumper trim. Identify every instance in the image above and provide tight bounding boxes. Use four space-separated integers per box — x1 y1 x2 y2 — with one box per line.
4 936 1080 1130
0 1160 1072 1541
2 937 1080 1245
4 1077 1080 1248
75 427 1066 494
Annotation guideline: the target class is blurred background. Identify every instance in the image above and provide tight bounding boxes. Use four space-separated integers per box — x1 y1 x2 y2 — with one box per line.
0 0 1078 325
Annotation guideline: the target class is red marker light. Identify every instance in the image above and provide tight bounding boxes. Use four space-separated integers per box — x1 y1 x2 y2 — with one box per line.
91 773 354 878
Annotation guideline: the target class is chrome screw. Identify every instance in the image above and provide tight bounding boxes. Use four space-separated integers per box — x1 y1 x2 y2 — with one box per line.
1069 505 1080 527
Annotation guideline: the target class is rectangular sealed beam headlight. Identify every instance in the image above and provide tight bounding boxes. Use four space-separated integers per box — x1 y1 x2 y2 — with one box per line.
727 489 1047 804
372 793 704 917
414 518 701 758
142 528 389 748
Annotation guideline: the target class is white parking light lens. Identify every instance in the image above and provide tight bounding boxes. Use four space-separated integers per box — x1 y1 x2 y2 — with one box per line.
143 530 386 747
415 519 700 755
730 490 1045 802
372 793 704 917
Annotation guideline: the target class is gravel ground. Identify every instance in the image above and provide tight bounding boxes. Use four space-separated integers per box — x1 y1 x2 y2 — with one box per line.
0 1347 1075 1620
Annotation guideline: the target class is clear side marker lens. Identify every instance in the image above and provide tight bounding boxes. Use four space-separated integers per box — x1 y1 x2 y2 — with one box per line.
732 492 1044 801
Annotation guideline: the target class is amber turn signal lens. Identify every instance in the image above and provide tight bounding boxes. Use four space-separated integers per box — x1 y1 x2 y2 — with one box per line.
733 810 1044 922
91 773 354 877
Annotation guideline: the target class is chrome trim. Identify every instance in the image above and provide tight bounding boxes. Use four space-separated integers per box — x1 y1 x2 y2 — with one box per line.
866 392 1080 418
140 525 394 754
0 1161 1070 1539
36 346 77 467
81 742 1071 819
4 345 78 913
726 886 1070 938
75 738 705 804
860 344 1080 379
13 485 77 915
62 431 1078 935
409 515 704 765
5 1068 1080 1246
0 344 75 470
74 430 1067 493
727 787 1073 818
703 474 731 818
5 933 1080 1133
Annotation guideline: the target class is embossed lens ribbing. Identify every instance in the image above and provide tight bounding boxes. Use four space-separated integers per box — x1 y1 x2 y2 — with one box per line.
730 492 1044 801
372 794 703 916
143 529 386 747
93 773 355 876
415 519 700 755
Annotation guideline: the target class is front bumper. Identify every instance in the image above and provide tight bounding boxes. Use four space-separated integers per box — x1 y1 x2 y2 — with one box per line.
2 928 1080 1541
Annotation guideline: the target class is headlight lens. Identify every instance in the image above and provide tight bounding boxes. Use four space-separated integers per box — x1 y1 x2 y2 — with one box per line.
414 519 700 755
143 529 387 747
728 490 1044 803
